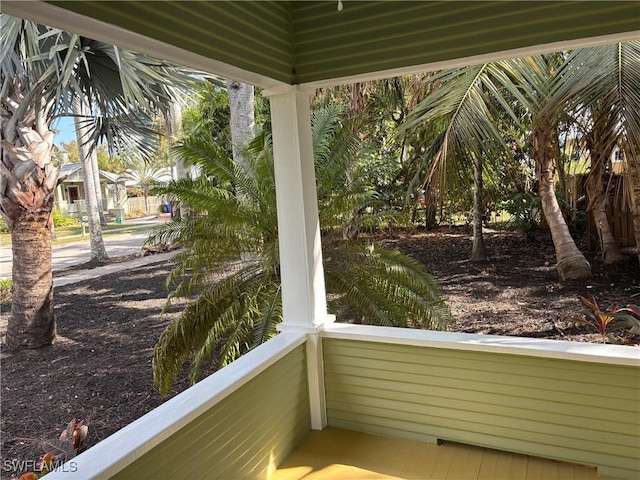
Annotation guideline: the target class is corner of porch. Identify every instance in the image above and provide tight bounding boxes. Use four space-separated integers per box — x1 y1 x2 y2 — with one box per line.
45 324 639 480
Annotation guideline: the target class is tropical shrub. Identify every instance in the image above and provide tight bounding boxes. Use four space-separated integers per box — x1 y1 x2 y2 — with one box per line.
0 277 11 305
501 192 541 233
578 294 640 342
52 208 78 227
9 419 87 480
149 106 451 394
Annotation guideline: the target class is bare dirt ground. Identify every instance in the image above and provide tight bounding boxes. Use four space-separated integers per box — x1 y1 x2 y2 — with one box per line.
1 226 638 479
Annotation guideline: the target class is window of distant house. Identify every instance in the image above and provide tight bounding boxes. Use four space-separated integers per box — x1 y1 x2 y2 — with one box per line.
613 149 623 163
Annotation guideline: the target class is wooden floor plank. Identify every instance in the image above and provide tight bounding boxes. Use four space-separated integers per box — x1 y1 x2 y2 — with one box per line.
491 450 515 480
507 452 528 479
441 443 474 480
526 456 546 479
539 459 560 479
402 440 442 479
427 442 457 479
556 461 576 480
477 448 499 480
269 427 601 480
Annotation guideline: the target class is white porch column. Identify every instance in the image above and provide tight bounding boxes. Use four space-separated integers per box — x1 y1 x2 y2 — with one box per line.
266 85 327 329
265 85 330 429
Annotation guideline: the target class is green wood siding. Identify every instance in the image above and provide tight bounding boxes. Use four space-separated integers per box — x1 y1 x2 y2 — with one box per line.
110 345 310 480
323 338 640 480
50 0 295 83
45 1 639 86
291 1 640 83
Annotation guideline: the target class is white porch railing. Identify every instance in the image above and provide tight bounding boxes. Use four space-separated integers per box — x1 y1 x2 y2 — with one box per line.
322 324 640 480
46 332 308 480
44 325 639 480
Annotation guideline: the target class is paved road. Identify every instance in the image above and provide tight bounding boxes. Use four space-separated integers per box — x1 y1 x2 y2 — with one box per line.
0 218 168 278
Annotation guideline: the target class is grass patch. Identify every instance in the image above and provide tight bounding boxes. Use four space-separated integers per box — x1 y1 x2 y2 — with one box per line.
0 223 151 246
0 277 11 306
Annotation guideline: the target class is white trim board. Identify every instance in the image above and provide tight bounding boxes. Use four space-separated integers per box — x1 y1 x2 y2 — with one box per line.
322 323 640 367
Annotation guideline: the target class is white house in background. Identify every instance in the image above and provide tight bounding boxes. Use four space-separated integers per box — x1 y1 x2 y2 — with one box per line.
55 163 125 218
611 145 628 174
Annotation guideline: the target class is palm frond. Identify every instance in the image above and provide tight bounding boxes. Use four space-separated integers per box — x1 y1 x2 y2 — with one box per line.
153 264 279 394
325 243 452 329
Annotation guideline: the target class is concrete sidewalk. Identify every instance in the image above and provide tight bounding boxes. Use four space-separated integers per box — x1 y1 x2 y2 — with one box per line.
54 251 177 287
0 215 171 278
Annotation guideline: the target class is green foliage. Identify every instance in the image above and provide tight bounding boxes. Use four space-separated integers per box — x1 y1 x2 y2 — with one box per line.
0 277 11 305
501 192 542 232
150 106 451 395
52 208 78 227
0 216 8 233
578 295 640 343
181 80 270 162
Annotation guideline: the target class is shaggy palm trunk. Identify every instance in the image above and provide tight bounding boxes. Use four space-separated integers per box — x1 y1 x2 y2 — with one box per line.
73 98 108 261
586 106 625 263
532 123 591 280
471 153 489 261
586 161 626 264
7 212 56 347
2 122 59 348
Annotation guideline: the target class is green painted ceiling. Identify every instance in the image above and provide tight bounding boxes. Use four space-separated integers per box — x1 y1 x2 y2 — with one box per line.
40 1 640 85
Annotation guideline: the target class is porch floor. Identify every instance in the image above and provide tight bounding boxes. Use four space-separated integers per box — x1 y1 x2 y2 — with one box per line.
270 427 604 480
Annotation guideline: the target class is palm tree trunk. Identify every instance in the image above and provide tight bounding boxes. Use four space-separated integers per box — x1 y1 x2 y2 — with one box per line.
226 80 254 172
532 123 591 280
6 212 56 348
169 100 185 178
586 162 626 264
91 152 107 225
471 153 489 261
1 121 59 349
167 99 184 219
585 104 625 263
73 98 108 261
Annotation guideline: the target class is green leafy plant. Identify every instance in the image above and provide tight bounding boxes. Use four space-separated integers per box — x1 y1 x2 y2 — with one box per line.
501 192 541 233
0 277 11 305
52 208 78 228
149 106 452 395
578 294 640 342
10 419 87 480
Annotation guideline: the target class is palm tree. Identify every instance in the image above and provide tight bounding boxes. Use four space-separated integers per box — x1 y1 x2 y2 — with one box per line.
122 155 170 213
546 41 640 263
0 15 191 348
149 106 451 395
403 64 524 262
405 56 593 279
73 96 108 260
